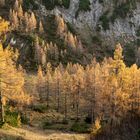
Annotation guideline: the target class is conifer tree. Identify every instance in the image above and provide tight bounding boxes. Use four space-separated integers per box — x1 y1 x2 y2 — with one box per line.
53 68 62 112
17 5 23 18
62 71 71 120
73 66 85 121
0 19 29 121
39 21 44 33
37 66 44 100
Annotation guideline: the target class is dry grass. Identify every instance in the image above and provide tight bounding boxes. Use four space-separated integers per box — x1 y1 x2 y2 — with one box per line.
0 125 90 140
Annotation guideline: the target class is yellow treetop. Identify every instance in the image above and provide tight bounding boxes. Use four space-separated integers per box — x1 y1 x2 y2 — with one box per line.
0 17 9 35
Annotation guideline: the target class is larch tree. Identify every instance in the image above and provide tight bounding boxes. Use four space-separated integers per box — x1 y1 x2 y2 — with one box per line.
37 66 44 100
0 17 9 36
45 63 53 108
61 71 71 121
14 0 19 11
53 68 62 112
39 21 44 33
0 18 30 122
56 15 67 37
17 5 23 19
73 66 85 121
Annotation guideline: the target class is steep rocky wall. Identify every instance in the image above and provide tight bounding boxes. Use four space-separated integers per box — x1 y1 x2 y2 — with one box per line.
23 0 140 65
38 0 140 45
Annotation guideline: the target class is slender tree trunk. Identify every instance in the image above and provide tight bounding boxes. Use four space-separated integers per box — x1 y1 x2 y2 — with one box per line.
91 100 94 124
0 91 4 123
47 82 50 108
76 83 80 121
64 91 67 120
91 69 96 124
57 81 60 112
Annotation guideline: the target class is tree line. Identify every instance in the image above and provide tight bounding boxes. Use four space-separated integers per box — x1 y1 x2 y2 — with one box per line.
36 44 140 125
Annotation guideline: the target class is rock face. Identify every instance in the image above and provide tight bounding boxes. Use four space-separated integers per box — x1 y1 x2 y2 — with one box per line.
35 0 140 65
39 0 140 45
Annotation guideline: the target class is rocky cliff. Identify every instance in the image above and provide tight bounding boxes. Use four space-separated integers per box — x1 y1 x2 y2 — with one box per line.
33 0 140 65
38 0 140 45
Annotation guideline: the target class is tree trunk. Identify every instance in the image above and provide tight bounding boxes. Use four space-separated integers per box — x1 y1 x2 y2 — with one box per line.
64 92 67 121
0 91 4 123
57 81 60 112
91 101 94 124
46 82 50 108
76 84 80 121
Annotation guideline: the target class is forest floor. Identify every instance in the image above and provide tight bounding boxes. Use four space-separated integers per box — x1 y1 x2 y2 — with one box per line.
0 125 90 140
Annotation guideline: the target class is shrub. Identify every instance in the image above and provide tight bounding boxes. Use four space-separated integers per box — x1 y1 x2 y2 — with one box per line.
66 22 76 35
99 0 103 4
23 0 39 10
62 119 69 124
136 26 140 37
76 0 91 17
92 36 102 45
62 0 70 9
85 116 91 124
99 11 110 30
32 104 48 113
110 1 137 23
21 113 29 124
42 121 53 129
124 41 136 66
42 0 70 10
71 122 90 133
5 110 21 127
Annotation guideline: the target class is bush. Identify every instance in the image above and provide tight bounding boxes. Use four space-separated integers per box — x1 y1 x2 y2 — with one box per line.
66 22 76 35
99 11 110 30
62 0 70 9
136 26 140 37
98 0 103 4
32 104 48 113
71 122 90 133
62 119 69 124
110 1 137 23
124 42 136 66
85 116 91 124
76 0 91 17
78 0 91 11
5 110 21 127
92 36 102 46
23 0 39 10
42 0 70 10
42 121 53 129
21 113 29 124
